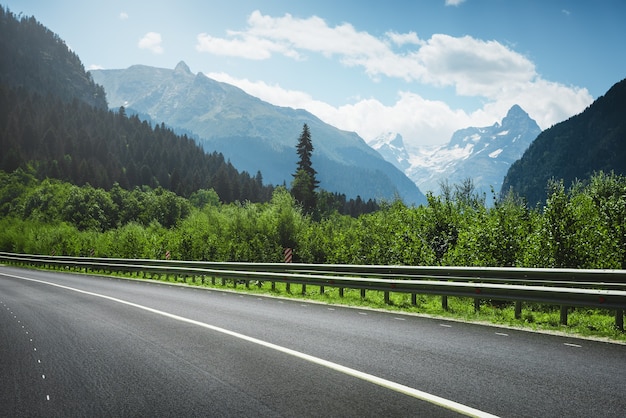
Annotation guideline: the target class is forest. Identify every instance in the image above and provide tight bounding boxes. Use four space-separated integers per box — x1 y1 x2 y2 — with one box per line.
1 5 625 272
1 168 625 270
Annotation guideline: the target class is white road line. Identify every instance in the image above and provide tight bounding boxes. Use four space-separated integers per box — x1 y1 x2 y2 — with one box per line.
394 317 406 321
440 324 452 328
1 271 499 418
564 343 582 348
495 332 509 337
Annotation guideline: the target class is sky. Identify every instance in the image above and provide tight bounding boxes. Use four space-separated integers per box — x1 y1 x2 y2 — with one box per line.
5 0 626 151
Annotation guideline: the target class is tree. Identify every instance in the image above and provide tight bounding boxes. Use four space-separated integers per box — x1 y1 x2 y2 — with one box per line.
291 123 318 213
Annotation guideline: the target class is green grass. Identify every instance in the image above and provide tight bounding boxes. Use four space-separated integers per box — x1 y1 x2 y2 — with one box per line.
105 269 626 344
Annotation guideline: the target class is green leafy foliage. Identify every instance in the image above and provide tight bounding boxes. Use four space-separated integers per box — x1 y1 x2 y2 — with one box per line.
3 170 625 272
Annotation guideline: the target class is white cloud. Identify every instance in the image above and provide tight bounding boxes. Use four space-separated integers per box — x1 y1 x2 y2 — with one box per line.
206 72 482 147
445 0 466 6
138 32 163 54
386 31 423 47
195 11 540 91
199 11 593 147
88 64 104 71
119 12 129 20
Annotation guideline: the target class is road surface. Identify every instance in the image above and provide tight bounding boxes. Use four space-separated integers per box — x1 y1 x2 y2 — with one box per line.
1 265 625 417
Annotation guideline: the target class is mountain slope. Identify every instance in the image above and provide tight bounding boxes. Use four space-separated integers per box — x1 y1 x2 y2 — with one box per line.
0 6 106 110
0 9 275 203
501 78 626 205
405 105 541 197
91 62 426 205
367 132 411 172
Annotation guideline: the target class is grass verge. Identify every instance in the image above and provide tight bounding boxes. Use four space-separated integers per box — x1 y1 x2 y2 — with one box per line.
97 268 626 344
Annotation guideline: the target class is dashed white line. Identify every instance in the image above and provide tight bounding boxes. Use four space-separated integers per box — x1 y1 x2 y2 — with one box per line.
394 317 406 321
358 312 368 316
440 324 452 328
1 271 499 418
564 343 582 348
495 332 509 337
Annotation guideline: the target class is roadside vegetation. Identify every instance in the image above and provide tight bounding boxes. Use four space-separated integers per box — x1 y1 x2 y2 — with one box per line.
2 168 625 342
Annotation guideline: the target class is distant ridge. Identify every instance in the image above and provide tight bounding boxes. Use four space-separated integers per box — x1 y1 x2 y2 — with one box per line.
92 62 427 205
398 105 541 198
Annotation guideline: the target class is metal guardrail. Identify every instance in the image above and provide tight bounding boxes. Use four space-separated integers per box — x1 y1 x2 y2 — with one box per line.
1 252 625 329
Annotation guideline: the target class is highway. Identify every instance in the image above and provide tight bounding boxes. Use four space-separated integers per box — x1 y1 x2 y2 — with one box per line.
1 266 625 417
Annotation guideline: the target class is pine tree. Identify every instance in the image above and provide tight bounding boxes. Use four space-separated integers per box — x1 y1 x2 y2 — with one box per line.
291 123 318 213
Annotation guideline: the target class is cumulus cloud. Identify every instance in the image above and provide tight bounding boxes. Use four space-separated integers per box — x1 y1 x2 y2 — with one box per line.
198 10 592 146
119 12 129 20
138 32 163 54
445 0 466 6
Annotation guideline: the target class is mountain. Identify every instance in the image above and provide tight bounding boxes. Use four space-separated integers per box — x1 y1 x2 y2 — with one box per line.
0 6 106 110
405 105 541 198
0 7 275 203
367 132 411 172
501 78 626 205
91 62 426 205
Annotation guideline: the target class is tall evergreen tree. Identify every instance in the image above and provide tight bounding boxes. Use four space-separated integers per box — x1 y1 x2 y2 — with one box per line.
291 123 318 213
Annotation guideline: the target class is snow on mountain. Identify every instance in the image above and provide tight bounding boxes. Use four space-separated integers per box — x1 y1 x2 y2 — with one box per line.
367 132 411 171
377 105 541 200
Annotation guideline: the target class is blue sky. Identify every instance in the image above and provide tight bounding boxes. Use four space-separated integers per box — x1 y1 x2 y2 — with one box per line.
5 0 625 149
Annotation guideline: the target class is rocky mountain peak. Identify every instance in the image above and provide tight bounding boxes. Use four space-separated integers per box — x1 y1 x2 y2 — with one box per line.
174 61 192 75
502 104 535 129
405 105 542 200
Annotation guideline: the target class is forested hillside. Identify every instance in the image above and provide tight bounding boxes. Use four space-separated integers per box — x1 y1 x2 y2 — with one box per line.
501 78 626 205
0 85 274 201
0 6 277 203
0 6 382 215
0 6 106 110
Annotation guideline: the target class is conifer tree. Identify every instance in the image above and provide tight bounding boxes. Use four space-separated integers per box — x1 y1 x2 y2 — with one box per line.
291 123 318 213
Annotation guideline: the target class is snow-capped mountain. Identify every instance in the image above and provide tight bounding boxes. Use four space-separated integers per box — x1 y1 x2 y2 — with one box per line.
383 105 541 199
367 132 411 171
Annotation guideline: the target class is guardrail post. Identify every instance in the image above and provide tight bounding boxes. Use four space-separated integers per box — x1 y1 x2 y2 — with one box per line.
286 283 291 293
360 289 366 299
271 281 276 291
616 309 624 331
474 298 480 312
560 306 569 325
339 288 344 298
515 301 522 319
384 291 390 305
442 295 448 311
320 285 324 295
411 293 417 306
301 284 306 295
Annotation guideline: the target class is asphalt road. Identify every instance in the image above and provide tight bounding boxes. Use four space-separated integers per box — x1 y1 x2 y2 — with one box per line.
1 265 625 417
